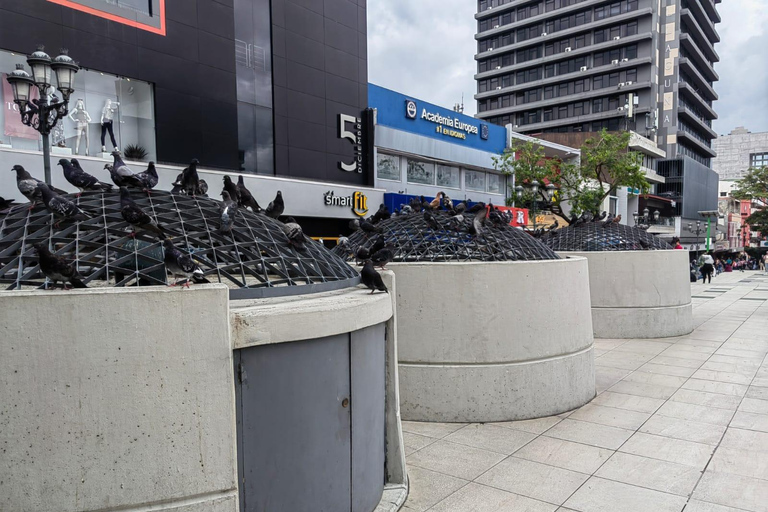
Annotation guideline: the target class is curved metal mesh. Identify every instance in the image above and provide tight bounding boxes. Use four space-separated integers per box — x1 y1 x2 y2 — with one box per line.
334 210 560 262
542 222 673 252
0 190 359 297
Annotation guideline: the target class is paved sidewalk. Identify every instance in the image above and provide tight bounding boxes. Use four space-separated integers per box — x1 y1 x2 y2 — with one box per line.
401 270 768 512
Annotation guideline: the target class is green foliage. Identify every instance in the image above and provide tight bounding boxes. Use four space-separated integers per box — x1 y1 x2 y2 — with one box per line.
732 166 768 235
123 143 148 161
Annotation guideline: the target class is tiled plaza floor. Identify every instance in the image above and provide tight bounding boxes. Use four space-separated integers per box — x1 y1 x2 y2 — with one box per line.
401 270 768 512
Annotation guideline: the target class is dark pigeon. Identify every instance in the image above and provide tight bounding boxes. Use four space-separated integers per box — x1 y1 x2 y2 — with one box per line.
12 164 42 206
197 179 208 197
181 159 200 196
222 176 240 205
453 201 467 215
466 202 486 214
33 243 87 288
219 190 238 233
0 196 16 212
360 260 388 294
265 190 284 219
423 210 440 230
133 161 159 192
163 239 209 287
111 150 142 188
369 236 385 256
602 213 615 227
38 182 90 227
236 175 262 212
170 172 184 194
469 204 486 236
62 159 112 194
371 203 391 224
370 244 395 270
355 245 371 264
119 187 165 239
281 216 306 251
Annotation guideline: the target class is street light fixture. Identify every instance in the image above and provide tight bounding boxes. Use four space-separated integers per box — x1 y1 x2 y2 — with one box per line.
633 208 661 229
5 46 79 185
516 180 555 231
687 220 704 254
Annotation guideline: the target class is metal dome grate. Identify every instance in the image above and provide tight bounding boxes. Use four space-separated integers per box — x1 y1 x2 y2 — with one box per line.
542 222 673 252
0 190 359 298
334 210 560 262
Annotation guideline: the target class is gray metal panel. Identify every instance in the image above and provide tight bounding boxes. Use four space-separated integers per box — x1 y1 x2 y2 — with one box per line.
350 324 386 512
376 126 499 170
238 335 351 512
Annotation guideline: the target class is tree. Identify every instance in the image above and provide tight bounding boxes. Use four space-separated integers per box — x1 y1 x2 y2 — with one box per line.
493 130 649 223
731 165 768 235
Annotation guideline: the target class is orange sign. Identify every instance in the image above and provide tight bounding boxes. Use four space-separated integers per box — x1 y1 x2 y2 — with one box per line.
493 206 528 227
47 0 167 35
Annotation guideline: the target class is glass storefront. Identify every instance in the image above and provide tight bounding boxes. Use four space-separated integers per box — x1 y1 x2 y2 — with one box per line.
0 48 156 160
436 165 460 189
376 153 400 181
407 158 436 185
465 170 486 191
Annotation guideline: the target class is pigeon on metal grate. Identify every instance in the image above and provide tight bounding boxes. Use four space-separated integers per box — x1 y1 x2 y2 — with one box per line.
110 151 143 188
219 190 238 233
236 175 262 213
38 183 90 227
350 218 381 236
467 202 486 214
400 204 413 215
368 236 385 256
132 161 159 192
371 203 391 224
601 213 615 227
197 179 208 197
423 210 440 230
163 238 209 287
421 195 433 211
222 175 240 204
360 260 388 294
0 196 15 212
613 214 622 224
371 244 395 270
488 203 506 227
265 191 284 219
281 216 306 251
12 164 46 207
119 187 165 239
180 159 201 196
595 211 607 221
62 159 112 195
443 194 454 211
429 192 444 210
408 196 422 212
453 201 467 215
469 204 487 235
32 243 87 289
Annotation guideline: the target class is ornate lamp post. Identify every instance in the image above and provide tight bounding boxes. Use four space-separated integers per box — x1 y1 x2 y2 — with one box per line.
633 207 660 229
687 220 704 254
5 46 79 185
516 181 556 231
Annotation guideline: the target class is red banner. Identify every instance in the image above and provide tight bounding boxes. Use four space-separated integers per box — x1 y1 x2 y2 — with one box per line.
494 206 528 227
2 73 40 140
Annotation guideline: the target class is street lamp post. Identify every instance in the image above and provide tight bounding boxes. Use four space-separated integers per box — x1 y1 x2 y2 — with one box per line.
687 220 704 254
516 181 555 231
632 208 660 229
5 46 79 185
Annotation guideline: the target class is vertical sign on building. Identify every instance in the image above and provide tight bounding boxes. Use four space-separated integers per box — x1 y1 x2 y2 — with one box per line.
658 0 680 156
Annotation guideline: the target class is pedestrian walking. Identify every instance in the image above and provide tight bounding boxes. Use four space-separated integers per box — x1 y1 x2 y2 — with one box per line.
761 254 767 272
672 237 683 250
699 251 715 284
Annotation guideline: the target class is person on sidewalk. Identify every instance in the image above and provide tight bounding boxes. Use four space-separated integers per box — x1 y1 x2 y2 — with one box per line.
672 237 684 250
699 251 715 284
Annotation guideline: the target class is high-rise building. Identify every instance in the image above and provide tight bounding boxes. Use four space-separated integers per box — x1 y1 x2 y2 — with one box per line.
712 127 768 180
474 0 721 168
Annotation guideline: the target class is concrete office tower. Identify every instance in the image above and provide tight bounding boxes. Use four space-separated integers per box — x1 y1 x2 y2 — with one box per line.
712 127 768 180
474 0 721 168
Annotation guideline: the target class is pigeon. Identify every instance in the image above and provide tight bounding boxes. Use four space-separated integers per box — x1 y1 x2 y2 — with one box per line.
487 203 505 227
236 175 262 212
568 213 579 225
613 213 622 224
595 211 607 221
222 175 240 204
429 192 444 210
12 165 44 207
111 151 142 188
219 190 238 233
638 239 650 249
408 197 422 212
119 187 165 239
38 183 90 227
170 172 184 194
180 159 200 196
421 195 432 211
371 244 395 270
443 195 454 211
281 216 306 251
371 203 391 224
32 243 87 289
360 260 388 294
163 239 209 287
423 210 440 230
368 236 386 256
355 245 371 264
265 191 284 219
61 159 112 195
449 213 465 230
469 204 487 236
400 204 413 215
467 202 486 214
197 179 208 197
602 213 615 227
337 235 352 256
0 196 16 212
548 220 559 230
453 201 467 215
132 161 159 192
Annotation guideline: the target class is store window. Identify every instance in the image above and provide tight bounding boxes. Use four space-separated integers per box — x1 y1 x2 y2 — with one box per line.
487 173 503 194
465 170 486 191
407 158 435 185
436 165 460 188
376 153 400 181
0 48 156 160
609 196 618 215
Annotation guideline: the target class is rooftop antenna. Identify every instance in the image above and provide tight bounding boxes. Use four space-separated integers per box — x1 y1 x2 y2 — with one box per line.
453 93 464 114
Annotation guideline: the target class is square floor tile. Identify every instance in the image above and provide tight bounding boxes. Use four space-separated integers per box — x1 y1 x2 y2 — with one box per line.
492 416 562 435
589 391 665 414
400 465 468 512
568 404 651 430
715 347 767 360
637 363 697 378
595 367 632 393
475 457 589 505
739 397 768 414
563 476 687 512
513 436 613 475
619 432 714 469
429 482 557 512
720 428 768 453
614 341 671 355
747 386 768 400
700 360 759 376
669 389 742 410
693 470 768 512
622 371 688 388
594 452 701 496
709 446 768 480
682 379 748 397
731 411 768 433
402 421 466 439
692 369 754 385
545 419 634 450
406 440 505 481
649 355 706 369
404 431 437 456
607 380 679 400
444 424 536 455
639 414 726 445
655 400 734 427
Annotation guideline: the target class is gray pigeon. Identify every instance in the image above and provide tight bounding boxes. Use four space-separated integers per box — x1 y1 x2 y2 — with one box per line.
119 187 165 239
163 239 209 287
12 164 43 207
360 260 388 294
33 243 87 289
62 159 112 195
133 161 159 192
424 210 440 230
110 150 142 188
265 191 284 219
236 175 262 212
469 204 486 236
181 159 200 196
219 190 238 233
38 182 90 227
281 216 306 251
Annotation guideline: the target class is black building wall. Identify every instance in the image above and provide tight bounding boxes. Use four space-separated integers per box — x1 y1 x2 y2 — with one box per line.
0 0 240 170
271 0 370 186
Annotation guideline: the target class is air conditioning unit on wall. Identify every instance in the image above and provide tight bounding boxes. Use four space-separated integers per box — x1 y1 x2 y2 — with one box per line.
565 47 572 52
614 36 621 40
580 66 588 71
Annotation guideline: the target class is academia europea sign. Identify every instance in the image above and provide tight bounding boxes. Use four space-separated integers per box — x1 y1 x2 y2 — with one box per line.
405 99 488 142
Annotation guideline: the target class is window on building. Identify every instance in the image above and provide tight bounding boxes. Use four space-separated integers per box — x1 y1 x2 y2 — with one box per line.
465 170 487 191
751 153 768 168
625 44 638 60
574 102 585 116
593 98 604 112
575 35 586 48
544 86 555 99
625 68 637 82
407 159 435 185
543 109 553 121
608 72 620 86
609 196 618 215
488 173 503 193
626 21 638 36
436 165 460 188
377 153 400 181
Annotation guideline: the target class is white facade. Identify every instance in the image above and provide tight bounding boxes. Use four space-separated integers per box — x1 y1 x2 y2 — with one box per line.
712 127 768 179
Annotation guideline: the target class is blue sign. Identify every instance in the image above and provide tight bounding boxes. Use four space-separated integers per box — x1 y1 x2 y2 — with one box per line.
369 84 506 154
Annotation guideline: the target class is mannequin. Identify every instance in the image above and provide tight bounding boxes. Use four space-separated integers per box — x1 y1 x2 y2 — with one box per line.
68 98 91 155
100 98 120 152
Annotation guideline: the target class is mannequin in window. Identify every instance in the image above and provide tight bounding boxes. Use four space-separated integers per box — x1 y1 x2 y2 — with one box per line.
68 98 91 155
100 99 120 152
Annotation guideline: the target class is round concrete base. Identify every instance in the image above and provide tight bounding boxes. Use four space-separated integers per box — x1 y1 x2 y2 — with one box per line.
389 258 595 423
559 250 693 339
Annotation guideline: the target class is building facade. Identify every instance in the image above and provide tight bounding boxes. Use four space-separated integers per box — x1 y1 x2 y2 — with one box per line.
712 127 768 180
473 0 721 169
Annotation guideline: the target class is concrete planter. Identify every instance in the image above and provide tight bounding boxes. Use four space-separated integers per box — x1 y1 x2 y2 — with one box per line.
389 258 595 423
559 250 693 339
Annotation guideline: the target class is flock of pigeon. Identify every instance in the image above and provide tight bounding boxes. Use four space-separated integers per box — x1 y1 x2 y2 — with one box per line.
7 152 305 289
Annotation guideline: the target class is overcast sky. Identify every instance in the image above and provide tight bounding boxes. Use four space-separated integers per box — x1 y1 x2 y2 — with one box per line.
367 0 768 134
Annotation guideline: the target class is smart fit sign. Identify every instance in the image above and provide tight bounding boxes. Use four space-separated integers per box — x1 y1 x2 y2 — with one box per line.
324 190 369 217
